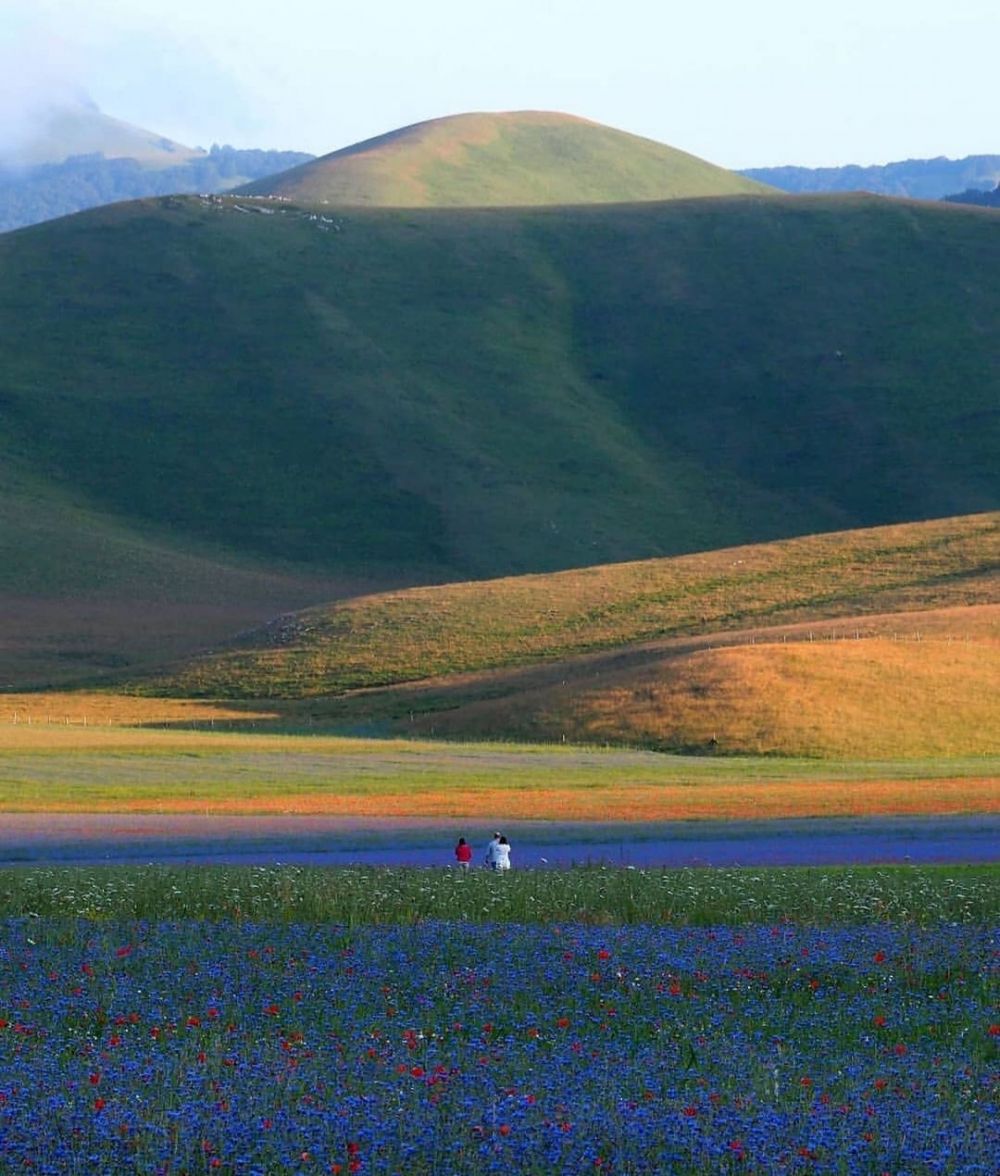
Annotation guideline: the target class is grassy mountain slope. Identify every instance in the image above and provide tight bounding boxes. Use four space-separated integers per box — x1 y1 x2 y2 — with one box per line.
3 192 999 610
237 110 771 205
140 514 999 698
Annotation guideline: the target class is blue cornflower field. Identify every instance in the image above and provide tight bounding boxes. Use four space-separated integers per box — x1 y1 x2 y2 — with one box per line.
0 917 995 1173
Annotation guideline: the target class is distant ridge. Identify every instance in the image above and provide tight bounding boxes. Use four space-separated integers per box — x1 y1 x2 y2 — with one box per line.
2 96 201 170
237 110 771 206
0 145 316 233
741 153 1000 201
0 96 314 232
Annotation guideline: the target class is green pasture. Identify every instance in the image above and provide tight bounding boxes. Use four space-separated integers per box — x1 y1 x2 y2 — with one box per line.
0 863 995 925
0 726 995 810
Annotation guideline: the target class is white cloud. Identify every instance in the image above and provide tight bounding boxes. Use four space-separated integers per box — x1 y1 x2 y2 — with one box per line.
0 10 92 159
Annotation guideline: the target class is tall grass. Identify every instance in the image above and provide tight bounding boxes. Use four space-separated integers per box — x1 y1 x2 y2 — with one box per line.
0 864 994 925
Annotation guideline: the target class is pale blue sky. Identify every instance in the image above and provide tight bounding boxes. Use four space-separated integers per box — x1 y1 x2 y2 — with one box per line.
4 0 998 167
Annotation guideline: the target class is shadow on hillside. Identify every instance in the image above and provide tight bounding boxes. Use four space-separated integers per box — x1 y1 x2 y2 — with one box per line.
128 627 748 737
125 607 997 745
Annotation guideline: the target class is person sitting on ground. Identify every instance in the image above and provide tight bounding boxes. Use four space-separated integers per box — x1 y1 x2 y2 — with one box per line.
454 837 473 870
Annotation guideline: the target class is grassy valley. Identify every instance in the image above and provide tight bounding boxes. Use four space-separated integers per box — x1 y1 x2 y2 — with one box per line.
0 462 378 687
0 714 994 817
0 77 994 1176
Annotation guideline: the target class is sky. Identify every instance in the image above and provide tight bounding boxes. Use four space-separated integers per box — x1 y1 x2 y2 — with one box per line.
2 0 998 168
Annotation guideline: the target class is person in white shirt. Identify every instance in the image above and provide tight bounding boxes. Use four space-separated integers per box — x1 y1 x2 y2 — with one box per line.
485 832 502 868
493 835 511 871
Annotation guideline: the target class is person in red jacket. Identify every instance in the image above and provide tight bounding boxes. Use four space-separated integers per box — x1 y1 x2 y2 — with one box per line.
454 837 473 870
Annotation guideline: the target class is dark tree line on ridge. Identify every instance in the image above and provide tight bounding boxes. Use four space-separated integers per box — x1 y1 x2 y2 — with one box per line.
944 184 1000 207
0 145 315 232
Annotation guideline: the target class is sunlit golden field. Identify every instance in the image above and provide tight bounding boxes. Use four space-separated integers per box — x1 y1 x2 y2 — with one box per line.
417 612 999 758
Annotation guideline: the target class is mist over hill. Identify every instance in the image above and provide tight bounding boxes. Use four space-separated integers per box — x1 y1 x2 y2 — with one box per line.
0 97 313 231
741 154 1000 200
237 110 771 206
0 97 200 170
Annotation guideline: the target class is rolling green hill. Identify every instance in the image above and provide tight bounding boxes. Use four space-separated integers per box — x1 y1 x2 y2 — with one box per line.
139 513 999 699
236 110 771 205
1 190 999 686
135 514 999 759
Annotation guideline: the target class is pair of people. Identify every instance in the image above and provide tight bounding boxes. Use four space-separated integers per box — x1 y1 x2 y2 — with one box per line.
485 831 512 871
453 832 511 870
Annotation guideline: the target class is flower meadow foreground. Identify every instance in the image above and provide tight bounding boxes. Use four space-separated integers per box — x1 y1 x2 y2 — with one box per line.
0 919 996 1174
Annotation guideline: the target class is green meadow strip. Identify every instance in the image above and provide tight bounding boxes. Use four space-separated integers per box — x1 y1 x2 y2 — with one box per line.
0 728 996 811
0 864 995 926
